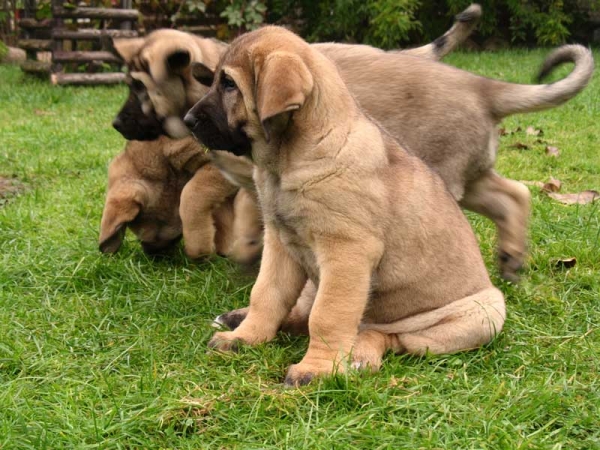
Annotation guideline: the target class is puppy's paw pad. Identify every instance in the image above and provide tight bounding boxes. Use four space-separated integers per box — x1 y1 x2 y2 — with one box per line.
207 332 242 352
284 366 315 387
284 360 336 387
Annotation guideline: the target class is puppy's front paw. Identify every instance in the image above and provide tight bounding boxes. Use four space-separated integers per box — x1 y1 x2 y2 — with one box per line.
284 359 338 387
207 331 244 352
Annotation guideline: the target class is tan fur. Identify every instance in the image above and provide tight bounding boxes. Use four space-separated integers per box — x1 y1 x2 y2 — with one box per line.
201 27 506 386
99 137 261 263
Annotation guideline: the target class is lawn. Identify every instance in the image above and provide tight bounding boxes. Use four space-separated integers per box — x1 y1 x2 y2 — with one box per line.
0 48 599 449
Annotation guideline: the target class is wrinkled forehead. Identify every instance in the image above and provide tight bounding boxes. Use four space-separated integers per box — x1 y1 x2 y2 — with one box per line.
219 27 307 78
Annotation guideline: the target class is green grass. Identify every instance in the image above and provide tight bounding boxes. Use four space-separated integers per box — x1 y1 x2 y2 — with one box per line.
0 48 599 449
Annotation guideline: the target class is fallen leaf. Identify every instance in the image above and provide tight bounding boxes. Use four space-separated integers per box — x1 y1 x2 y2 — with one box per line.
547 190 600 205
545 146 560 157
34 109 52 116
510 142 530 150
554 257 577 269
542 177 562 193
526 126 543 136
499 126 522 136
520 180 544 188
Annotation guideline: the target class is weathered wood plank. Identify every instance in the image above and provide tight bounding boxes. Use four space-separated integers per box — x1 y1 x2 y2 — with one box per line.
51 72 126 85
53 50 122 63
18 18 53 29
52 29 138 40
18 39 52 51
52 7 139 21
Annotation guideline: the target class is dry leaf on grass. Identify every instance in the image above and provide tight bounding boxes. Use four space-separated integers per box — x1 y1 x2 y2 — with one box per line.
542 177 562 193
499 126 522 136
520 180 544 188
554 257 577 269
545 146 560 157
34 109 53 116
526 126 543 136
547 190 599 205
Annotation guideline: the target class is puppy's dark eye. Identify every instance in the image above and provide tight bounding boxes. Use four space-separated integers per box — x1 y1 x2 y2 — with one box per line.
221 75 237 92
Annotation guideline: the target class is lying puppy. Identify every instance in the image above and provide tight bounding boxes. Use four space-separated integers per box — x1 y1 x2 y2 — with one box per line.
99 137 262 263
109 4 481 141
187 26 506 386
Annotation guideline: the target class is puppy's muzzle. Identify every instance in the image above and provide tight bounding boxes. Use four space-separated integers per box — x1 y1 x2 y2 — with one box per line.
184 100 251 156
141 236 181 256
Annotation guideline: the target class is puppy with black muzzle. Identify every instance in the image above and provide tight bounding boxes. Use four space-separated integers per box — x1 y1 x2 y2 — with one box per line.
185 26 506 387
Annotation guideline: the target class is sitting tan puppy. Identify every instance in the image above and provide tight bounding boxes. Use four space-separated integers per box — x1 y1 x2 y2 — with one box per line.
99 137 262 264
187 32 592 283
186 26 506 386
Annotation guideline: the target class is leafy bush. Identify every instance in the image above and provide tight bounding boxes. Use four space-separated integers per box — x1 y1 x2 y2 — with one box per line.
269 0 599 47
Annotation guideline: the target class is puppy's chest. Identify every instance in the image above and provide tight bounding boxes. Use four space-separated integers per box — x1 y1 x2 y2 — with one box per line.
260 179 318 272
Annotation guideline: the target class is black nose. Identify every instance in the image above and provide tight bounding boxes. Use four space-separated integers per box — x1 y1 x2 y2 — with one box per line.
183 112 198 130
112 117 124 132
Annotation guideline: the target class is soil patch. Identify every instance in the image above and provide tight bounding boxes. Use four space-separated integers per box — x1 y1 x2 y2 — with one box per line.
0 176 27 206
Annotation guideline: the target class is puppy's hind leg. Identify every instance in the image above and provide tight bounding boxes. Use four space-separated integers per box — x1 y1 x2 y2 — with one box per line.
460 170 531 282
363 287 506 357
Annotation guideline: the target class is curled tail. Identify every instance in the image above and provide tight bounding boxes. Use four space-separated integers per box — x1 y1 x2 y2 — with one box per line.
490 45 594 119
401 4 482 61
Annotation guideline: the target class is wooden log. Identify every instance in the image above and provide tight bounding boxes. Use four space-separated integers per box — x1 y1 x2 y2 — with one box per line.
51 72 126 85
18 39 53 51
52 7 139 21
53 50 122 64
18 18 53 29
52 29 139 40
20 60 52 73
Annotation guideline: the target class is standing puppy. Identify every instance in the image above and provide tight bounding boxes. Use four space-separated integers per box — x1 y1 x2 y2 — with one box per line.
186 27 505 386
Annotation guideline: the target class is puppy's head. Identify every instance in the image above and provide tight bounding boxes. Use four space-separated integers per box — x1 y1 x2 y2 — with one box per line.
99 146 184 255
184 26 314 156
110 30 224 141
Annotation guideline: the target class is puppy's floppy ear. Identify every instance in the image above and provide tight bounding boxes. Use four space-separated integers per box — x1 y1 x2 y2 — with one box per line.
99 185 147 254
148 48 191 83
191 62 215 87
255 52 314 142
111 37 144 63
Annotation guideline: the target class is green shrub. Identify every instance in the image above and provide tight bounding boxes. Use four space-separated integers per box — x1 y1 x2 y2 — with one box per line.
269 0 599 47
